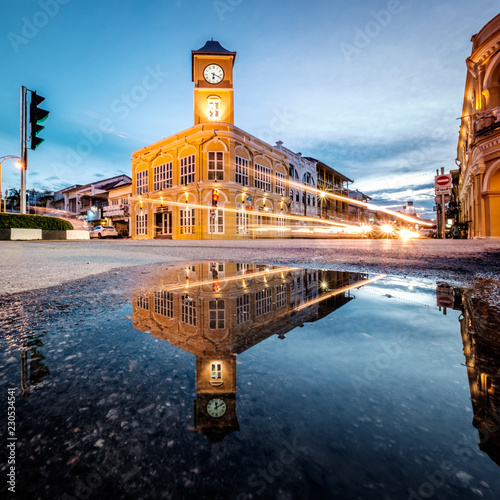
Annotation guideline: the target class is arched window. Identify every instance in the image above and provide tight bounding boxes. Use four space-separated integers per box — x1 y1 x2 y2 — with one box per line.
207 96 221 120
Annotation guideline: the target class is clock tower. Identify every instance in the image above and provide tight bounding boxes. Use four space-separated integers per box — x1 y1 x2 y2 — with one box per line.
192 40 236 126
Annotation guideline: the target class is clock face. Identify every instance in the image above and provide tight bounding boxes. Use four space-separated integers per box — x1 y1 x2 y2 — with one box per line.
204 64 224 84
206 398 227 418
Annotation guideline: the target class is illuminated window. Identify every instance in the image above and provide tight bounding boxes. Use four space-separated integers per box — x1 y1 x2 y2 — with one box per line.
255 288 272 317
235 156 249 186
180 154 196 185
154 290 173 317
136 170 148 195
180 207 195 234
236 294 250 324
276 284 287 308
209 300 225 329
208 96 220 119
275 172 286 196
209 207 224 234
211 362 222 380
154 162 172 191
277 215 285 236
208 152 224 181
236 210 249 235
181 295 196 326
112 199 119 206
136 213 147 235
254 163 271 192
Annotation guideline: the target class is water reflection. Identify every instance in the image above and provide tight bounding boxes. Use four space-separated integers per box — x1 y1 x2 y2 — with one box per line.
453 284 500 467
131 263 383 441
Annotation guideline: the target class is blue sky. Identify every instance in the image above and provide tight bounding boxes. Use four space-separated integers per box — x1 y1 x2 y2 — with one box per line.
1 0 499 218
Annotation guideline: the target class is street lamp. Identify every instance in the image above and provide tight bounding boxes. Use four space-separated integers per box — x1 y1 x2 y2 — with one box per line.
0 155 21 212
319 191 326 219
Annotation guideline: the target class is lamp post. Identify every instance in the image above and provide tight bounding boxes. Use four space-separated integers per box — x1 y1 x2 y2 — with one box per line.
0 155 21 212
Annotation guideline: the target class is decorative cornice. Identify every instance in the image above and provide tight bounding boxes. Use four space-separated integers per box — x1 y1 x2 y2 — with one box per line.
474 137 500 154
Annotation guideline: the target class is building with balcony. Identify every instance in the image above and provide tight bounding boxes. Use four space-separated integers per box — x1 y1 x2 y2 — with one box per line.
457 13 500 237
50 175 131 223
131 41 358 239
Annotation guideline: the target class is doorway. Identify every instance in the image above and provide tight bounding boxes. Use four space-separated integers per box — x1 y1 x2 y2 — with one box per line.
155 211 172 238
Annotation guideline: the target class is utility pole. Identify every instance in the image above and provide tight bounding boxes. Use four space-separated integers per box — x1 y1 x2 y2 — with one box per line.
20 86 28 215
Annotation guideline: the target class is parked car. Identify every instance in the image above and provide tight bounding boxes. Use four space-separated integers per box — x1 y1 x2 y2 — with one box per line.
89 225 118 238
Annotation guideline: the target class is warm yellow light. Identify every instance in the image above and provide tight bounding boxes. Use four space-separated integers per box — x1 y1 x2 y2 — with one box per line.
319 191 326 198
15 161 22 169
360 224 372 233
398 228 420 240
381 224 394 234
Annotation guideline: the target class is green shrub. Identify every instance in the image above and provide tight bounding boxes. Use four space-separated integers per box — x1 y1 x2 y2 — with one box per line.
0 213 74 230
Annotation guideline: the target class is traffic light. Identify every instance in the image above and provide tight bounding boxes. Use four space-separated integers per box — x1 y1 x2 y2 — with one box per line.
29 91 49 150
211 188 219 207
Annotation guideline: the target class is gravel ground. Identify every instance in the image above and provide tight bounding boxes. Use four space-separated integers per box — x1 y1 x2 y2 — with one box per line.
1 238 499 296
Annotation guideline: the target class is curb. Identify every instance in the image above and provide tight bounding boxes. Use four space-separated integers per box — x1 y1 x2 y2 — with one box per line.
0 229 90 241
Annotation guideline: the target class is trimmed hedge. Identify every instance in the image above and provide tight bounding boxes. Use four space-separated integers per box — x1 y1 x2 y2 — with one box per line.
0 213 74 230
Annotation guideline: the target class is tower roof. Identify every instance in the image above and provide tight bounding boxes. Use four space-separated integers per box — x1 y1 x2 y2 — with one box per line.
191 40 236 81
192 40 236 58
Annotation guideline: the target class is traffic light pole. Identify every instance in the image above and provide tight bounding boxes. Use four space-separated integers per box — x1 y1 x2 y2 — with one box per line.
20 86 28 215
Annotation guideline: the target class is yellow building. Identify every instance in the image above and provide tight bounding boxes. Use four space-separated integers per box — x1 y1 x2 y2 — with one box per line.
457 13 500 237
131 40 298 240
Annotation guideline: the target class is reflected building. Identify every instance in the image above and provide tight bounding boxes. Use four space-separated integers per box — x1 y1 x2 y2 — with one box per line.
456 285 500 466
131 263 374 441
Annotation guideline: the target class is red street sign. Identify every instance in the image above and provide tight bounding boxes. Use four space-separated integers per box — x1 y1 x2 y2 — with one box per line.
435 174 452 195
245 205 253 211
435 174 451 187
436 284 454 308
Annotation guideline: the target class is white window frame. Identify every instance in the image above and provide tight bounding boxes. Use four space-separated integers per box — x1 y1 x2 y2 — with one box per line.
276 284 287 308
136 170 148 195
180 207 195 234
136 213 148 235
211 362 222 380
180 154 196 185
153 162 173 191
208 151 224 181
255 288 272 317
236 209 249 235
236 294 250 324
154 290 173 318
235 156 249 186
209 206 224 234
275 172 286 196
209 299 225 329
255 163 271 192
208 96 220 120
181 295 196 326
137 295 149 310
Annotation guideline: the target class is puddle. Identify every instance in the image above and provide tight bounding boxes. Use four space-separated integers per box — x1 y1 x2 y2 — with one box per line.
1 262 499 499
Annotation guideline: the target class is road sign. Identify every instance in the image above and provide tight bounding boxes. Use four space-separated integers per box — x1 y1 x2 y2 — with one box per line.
435 174 452 195
245 204 253 211
436 284 454 308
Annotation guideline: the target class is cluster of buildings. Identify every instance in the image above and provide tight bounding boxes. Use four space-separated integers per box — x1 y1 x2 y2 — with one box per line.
454 13 500 237
31 40 393 239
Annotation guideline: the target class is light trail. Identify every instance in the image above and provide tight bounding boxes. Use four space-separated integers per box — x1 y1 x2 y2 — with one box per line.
294 273 387 312
285 178 433 226
136 265 302 295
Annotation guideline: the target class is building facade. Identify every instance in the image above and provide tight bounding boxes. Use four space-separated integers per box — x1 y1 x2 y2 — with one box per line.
131 41 361 240
457 13 500 237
